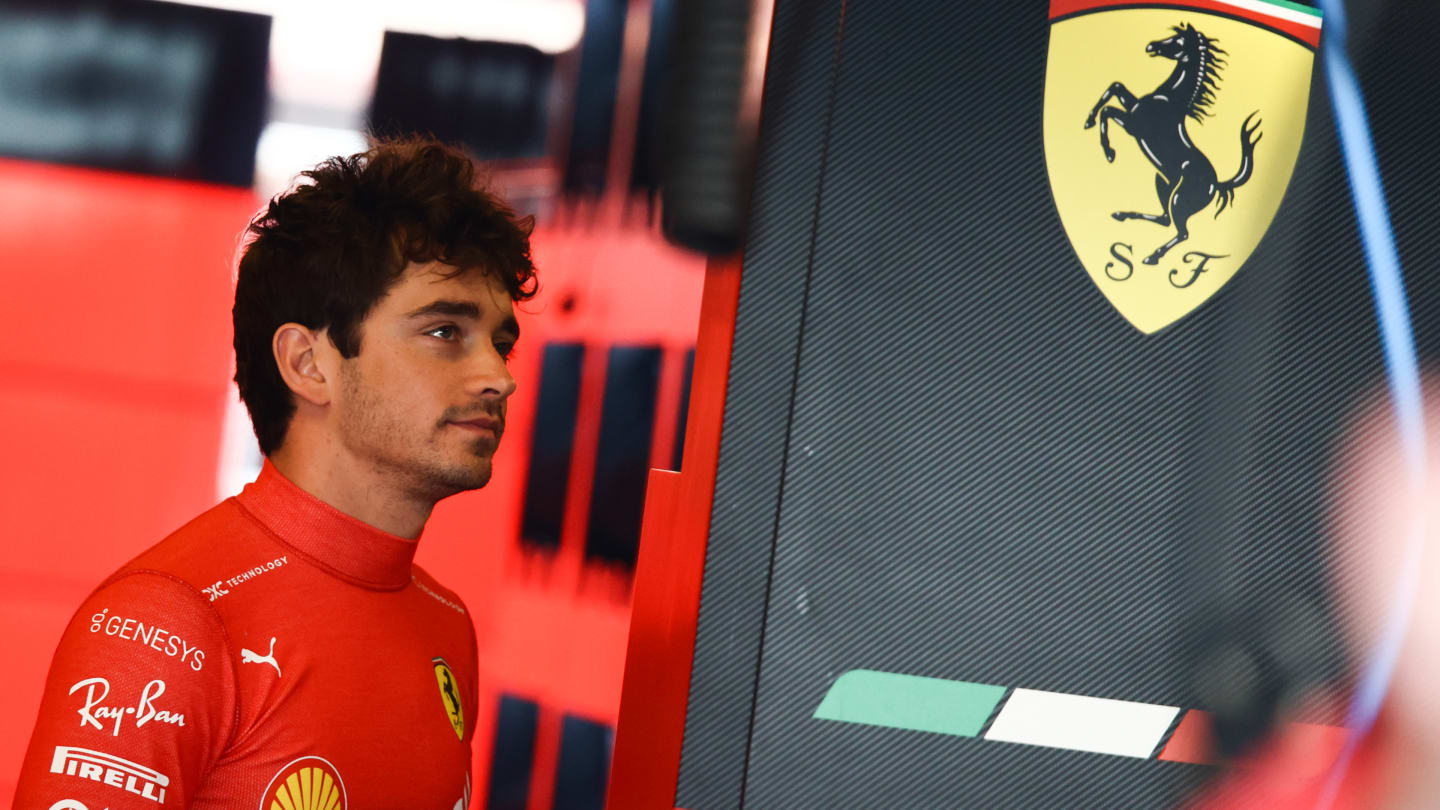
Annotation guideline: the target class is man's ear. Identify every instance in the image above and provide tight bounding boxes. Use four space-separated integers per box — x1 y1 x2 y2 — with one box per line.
272 324 337 407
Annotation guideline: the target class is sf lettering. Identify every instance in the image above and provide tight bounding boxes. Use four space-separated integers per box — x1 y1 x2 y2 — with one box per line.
1105 242 1226 288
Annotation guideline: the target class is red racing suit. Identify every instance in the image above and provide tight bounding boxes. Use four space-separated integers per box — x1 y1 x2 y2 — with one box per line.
15 459 478 809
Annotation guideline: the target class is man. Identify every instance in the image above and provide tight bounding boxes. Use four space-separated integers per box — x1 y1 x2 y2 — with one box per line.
14 137 536 809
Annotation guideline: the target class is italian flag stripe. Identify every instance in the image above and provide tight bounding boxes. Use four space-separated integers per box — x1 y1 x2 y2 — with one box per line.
1050 0 1323 48
812 670 1006 737
983 688 1179 758
814 669 1347 767
1215 0 1322 25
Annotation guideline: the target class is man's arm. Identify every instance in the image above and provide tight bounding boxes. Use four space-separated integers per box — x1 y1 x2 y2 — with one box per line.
14 571 236 809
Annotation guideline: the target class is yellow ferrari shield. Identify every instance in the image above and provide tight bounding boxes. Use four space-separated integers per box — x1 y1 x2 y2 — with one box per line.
433 657 464 740
1044 0 1322 333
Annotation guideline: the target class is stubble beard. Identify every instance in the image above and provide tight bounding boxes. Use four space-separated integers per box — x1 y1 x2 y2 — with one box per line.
338 363 496 501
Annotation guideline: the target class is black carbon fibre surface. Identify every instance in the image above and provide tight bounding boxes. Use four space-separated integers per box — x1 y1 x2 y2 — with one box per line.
675 0 847 803
678 0 1440 807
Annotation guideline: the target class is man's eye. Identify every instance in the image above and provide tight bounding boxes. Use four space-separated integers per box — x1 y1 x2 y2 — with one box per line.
426 325 459 340
495 342 516 360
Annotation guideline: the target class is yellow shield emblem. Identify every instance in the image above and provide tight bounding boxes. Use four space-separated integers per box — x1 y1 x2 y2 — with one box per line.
1044 0 1322 333
433 657 465 740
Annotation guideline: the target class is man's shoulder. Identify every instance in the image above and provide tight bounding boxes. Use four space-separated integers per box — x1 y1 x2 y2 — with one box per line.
107 496 278 599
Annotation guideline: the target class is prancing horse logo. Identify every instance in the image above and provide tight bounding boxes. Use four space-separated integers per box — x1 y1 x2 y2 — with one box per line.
1084 23 1260 266
433 657 465 740
1043 0 1322 333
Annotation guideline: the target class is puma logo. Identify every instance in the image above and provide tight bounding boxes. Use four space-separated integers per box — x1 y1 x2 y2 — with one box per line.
240 636 281 677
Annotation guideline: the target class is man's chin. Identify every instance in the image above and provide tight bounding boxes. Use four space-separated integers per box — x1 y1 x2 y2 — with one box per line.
427 459 493 497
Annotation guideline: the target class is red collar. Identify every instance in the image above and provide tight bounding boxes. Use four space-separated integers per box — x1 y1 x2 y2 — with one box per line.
234 459 419 590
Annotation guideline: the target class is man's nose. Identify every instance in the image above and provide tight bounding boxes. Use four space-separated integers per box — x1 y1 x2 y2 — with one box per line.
467 349 517 399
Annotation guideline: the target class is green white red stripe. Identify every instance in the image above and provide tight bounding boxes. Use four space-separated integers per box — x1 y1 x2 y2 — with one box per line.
1049 0 1324 48
813 670 1347 766
1212 0 1322 27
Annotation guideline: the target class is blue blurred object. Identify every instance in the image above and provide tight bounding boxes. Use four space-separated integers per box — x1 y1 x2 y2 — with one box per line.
1316 0 1428 805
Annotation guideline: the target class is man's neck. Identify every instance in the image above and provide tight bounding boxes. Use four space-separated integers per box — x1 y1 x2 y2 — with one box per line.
267 447 433 540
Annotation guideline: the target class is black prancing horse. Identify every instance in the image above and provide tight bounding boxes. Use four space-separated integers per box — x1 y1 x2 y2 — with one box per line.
1084 23 1261 265
441 669 461 722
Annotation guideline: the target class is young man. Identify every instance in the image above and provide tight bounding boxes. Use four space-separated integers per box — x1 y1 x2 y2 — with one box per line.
14 138 535 809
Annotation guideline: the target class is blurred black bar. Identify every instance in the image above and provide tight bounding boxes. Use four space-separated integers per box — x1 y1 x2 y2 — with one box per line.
584 345 661 567
370 33 555 161
671 346 695 471
485 694 540 810
0 0 268 186
629 0 678 197
552 715 613 810
660 0 754 254
521 343 586 553
564 0 629 195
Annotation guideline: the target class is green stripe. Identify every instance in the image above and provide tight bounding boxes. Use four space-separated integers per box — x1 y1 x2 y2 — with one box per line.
1249 0 1323 18
813 670 1007 737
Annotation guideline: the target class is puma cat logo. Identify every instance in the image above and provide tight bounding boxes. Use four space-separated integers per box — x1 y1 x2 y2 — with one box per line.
240 636 281 677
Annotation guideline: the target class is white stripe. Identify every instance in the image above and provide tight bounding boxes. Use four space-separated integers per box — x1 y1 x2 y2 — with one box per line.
983 689 1180 758
1210 0 1324 29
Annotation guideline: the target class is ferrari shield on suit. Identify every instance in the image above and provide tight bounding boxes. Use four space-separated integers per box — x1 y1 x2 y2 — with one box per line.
433 656 465 740
1044 0 1322 333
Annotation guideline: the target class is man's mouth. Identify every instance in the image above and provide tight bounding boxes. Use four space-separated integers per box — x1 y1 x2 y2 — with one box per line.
449 417 501 436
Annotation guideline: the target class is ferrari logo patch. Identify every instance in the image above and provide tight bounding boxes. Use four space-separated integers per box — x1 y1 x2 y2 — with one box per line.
433 657 465 740
1044 0 1322 333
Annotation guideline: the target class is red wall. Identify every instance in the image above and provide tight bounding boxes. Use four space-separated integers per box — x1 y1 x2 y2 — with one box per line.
0 159 704 806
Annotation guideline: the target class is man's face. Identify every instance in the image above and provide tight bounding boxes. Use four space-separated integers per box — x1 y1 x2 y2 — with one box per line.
330 260 519 500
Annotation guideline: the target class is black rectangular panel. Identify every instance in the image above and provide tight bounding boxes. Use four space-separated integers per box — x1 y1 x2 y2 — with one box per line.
552 715 613 810
371 33 555 161
584 346 661 566
0 0 269 186
629 0 678 195
564 0 628 193
486 694 539 810
522 343 586 551
671 347 696 471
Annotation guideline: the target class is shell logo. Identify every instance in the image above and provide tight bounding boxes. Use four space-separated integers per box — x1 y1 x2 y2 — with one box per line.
259 756 347 810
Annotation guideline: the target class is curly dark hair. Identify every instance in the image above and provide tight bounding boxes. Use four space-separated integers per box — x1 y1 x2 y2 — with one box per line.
233 136 538 457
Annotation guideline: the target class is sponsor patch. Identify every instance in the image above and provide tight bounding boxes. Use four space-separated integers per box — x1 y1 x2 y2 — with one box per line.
50 745 169 804
69 677 186 736
259 756 347 810
452 771 471 810
412 576 466 615
89 608 205 672
239 636 282 678
203 555 288 602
